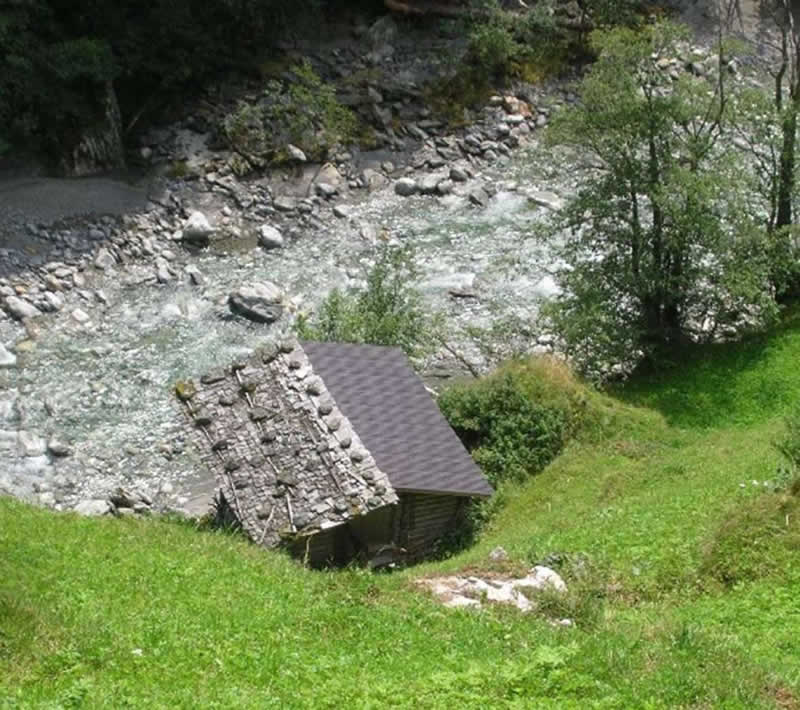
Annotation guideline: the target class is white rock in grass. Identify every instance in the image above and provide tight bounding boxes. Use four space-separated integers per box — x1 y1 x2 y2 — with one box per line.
512 565 567 593
74 499 113 516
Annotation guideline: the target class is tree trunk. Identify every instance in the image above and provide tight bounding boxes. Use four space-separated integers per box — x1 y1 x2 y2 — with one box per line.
59 80 126 177
776 108 797 231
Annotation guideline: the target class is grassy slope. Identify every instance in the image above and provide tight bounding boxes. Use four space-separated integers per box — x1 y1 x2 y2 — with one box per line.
3 323 800 708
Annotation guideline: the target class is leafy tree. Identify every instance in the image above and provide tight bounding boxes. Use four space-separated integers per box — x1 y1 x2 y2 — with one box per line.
543 22 777 373
728 0 800 300
295 245 438 358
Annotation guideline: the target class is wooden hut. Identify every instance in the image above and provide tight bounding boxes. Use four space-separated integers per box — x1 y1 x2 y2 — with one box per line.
175 339 492 566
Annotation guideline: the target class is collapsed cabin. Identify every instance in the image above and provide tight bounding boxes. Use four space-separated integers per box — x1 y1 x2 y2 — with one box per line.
175 339 492 567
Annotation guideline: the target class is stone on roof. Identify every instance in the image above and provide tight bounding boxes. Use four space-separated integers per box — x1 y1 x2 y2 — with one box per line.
175 338 398 547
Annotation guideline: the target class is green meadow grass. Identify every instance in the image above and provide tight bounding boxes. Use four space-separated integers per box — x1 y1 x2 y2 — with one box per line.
3 319 800 708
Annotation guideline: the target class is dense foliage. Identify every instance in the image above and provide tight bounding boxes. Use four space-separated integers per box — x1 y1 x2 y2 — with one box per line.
544 22 780 374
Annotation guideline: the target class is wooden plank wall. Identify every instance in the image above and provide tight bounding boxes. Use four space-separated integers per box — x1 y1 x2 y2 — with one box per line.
399 493 463 561
291 494 465 566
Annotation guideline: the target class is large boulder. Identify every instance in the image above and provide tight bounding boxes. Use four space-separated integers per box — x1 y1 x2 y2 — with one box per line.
59 81 126 177
182 211 215 244
228 282 284 323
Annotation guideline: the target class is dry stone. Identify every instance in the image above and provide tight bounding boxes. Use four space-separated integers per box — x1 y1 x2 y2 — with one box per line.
228 282 283 323
74 499 114 516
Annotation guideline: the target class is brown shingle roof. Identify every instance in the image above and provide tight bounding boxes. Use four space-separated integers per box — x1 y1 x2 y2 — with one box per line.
302 341 493 498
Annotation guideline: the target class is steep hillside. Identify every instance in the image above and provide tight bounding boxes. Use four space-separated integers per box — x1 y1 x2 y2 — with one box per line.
3 320 800 708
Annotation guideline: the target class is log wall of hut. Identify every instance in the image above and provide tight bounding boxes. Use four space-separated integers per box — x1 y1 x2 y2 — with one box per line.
291 492 467 567
397 493 465 562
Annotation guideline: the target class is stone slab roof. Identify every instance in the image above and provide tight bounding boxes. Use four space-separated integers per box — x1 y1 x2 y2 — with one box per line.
175 339 398 547
302 341 493 498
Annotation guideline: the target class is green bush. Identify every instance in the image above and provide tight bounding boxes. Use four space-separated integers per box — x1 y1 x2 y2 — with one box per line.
467 12 518 79
295 245 438 358
438 357 594 488
223 59 357 166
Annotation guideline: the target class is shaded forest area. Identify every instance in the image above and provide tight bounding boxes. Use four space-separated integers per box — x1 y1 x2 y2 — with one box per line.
0 0 385 171
0 0 646 173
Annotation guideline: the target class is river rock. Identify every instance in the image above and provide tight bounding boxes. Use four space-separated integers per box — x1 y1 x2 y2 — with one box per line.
418 174 442 195
315 182 337 198
528 191 564 211
156 262 172 284
185 264 204 285
437 179 454 196
259 225 284 249
0 430 17 454
362 168 388 192
18 431 47 457
314 163 344 191
74 499 114 516
47 438 72 457
71 308 90 324
229 282 284 323
273 196 296 212
5 296 41 320
182 211 215 243
94 247 116 270
423 272 476 298
0 343 16 368
450 166 469 182
468 187 489 207
43 292 64 311
333 204 352 219
287 144 307 162
394 178 418 196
